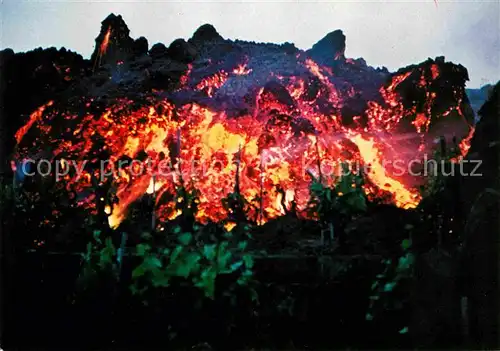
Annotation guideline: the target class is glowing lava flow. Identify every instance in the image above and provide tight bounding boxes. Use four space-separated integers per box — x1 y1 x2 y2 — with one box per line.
349 133 421 208
15 101 54 143
14 54 473 229
100 26 112 56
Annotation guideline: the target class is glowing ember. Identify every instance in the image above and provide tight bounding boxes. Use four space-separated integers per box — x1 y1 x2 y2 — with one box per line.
196 71 229 97
15 101 54 143
100 26 112 56
412 113 430 133
233 64 252 75
459 126 475 156
451 125 475 163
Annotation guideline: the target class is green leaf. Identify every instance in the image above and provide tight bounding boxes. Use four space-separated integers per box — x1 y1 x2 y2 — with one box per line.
243 254 254 269
238 240 248 251
84 242 93 261
250 288 259 303
311 182 323 193
399 327 409 334
93 230 101 242
105 237 116 252
196 267 216 299
217 248 232 270
230 261 243 272
136 243 151 256
170 246 183 264
152 269 169 287
401 239 412 250
366 313 374 321
203 244 217 260
132 264 146 278
397 253 414 272
176 252 201 277
178 232 192 245
130 284 147 295
383 282 396 292
146 256 162 269
401 239 411 250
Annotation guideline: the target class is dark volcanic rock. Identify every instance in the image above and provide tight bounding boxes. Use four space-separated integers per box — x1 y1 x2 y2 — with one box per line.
460 81 500 208
130 55 153 69
466 84 494 119
462 188 500 349
90 13 134 68
148 61 189 91
425 81 500 349
168 39 197 64
307 30 346 65
261 80 296 109
391 57 474 144
189 24 224 47
0 48 15 66
149 43 169 60
132 36 149 57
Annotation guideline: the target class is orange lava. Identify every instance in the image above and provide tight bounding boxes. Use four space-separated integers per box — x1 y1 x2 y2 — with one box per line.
14 55 473 229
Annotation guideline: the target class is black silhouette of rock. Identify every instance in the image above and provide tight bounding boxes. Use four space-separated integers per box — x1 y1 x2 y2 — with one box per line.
168 39 197 64
457 81 500 209
307 30 346 65
148 61 189 91
90 13 134 68
281 42 299 55
466 84 495 119
132 36 149 57
149 43 169 60
461 188 500 349
0 48 14 66
424 81 500 349
130 55 153 70
189 24 223 47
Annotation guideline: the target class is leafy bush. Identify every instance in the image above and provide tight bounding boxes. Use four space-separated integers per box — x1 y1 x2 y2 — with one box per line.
77 229 119 290
366 237 414 335
130 224 257 302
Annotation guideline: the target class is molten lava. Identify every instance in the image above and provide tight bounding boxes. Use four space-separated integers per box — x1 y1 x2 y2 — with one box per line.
14 52 474 229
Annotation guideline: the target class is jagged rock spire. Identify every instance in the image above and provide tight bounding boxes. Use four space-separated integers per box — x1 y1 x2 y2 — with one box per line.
91 13 134 69
307 30 346 65
189 24 223 47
